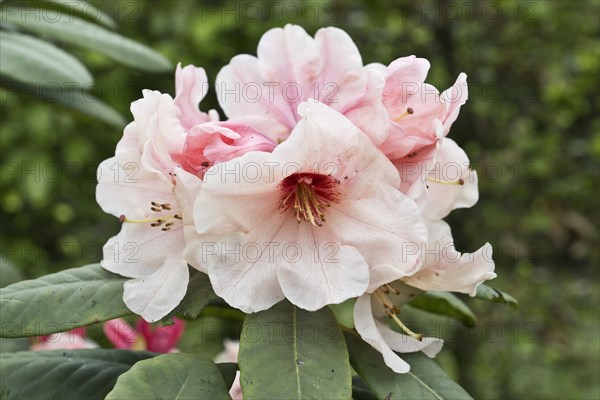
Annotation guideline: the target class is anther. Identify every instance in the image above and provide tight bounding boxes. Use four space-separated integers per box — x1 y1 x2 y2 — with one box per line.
393 107 415 122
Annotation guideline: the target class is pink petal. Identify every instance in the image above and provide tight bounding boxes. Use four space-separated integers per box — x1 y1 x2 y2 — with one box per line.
441 73 468 133
174 64 213 131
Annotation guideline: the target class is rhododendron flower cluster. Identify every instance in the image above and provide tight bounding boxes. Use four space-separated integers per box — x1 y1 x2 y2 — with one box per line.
97 24 496 373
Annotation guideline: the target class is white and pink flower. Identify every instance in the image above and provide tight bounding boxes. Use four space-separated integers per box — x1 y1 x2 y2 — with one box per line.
190 100 427 313
216 24 389 146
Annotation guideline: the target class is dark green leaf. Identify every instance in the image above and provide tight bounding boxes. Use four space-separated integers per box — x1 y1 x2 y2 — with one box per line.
475 284 519 310
163 269 217 324
352 376 378 400
409 292 477 327
239 300 351 399
0 264 132 338
217 362 238 389
344 331 473 400
106 353 231 400
0 31 93 86
2 13 172 72
0 349 155 400
1 79 125 127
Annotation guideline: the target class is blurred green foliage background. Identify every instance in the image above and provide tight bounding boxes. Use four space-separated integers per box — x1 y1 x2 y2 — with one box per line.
1 0 598 398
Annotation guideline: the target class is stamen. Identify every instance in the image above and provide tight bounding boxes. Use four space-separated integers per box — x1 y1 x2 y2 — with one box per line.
426 177 465 186
389 312 424 342
393 107 414 122
374 288 423 341
120 202 182 229
121 215 178 224
385 284 400 295
279 172 340 227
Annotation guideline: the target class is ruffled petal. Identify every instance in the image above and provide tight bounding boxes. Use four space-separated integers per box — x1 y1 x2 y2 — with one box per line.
354 294 411 373
174 64 212 130
441 73 468 134
422 138 479 220
403 221 496 296
123 257 189 322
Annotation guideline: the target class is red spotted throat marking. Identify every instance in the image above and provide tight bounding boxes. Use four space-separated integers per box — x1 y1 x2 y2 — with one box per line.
279 172 341 227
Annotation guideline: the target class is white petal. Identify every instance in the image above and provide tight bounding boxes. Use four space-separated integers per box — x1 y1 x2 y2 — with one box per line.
123 257 189 322
354 294 411 373
405 242 496 296
96 155 173 219
327 183 427 274
204 230 286 313
377 322 443 357
404 222 496 296
423 138 478 220
277 223 369 311
101 222 184 278
174 168 207 273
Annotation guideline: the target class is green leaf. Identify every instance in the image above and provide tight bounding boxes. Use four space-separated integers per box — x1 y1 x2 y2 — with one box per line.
344 331 473 400
0 349 155 400
39 0 117 28
106 353 232 400
2 13 172 72
352 376 378 400
0 264 132 338
0 31 93 86
47 88 125 127
216 362 238 389
239 300 352 399
1 79 125 127
409 292 477 327
475 284 519 310
163 269 217 323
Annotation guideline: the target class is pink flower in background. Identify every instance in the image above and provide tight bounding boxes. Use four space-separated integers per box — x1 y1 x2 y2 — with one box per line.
103 318 185 353
191 100 427 313
215 340 243 400
31 328 97 351
216 24 389 145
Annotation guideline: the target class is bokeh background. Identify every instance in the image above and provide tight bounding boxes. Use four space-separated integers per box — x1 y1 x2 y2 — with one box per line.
1 0 598 398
